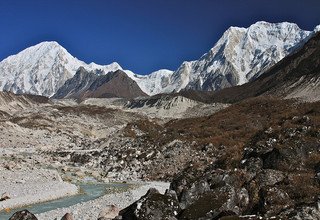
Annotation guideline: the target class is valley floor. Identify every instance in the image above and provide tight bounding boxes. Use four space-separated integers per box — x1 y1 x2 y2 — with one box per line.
2 93 320 219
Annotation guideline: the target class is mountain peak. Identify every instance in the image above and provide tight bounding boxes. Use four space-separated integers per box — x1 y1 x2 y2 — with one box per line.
36 41 62 47
0 42 122 97
27 41 66 55
158 21 314 93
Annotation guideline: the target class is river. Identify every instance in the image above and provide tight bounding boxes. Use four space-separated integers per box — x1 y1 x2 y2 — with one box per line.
0 183 128 220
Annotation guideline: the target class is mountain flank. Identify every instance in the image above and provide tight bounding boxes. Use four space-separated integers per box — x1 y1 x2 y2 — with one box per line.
53 68 148 100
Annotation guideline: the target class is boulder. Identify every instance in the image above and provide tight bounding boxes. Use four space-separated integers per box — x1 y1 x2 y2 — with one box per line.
256 169 285 187
179 180 210 209
0 192 10 201
119 188 180 220
279 204 320 219
98 205 119 220
9 210 38 220
61 213 74 220
260 187 293 217
178 185 247 219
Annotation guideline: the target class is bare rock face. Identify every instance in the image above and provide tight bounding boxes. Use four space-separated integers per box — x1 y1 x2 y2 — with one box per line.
61 213 74 220
119 188 180 220
98 205 119 220
9 210 38 220
171 169 250 219
53 68 148 100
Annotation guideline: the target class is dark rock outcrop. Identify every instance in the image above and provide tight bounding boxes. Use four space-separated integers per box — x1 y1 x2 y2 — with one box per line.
53 67 99 99
9 210 38 220
119 188 180 220
61 213 74 220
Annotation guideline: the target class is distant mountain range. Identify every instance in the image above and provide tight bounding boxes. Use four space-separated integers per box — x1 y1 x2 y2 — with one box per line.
0 21 319 98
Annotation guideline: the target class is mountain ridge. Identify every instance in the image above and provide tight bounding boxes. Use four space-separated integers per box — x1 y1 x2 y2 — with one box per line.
0 21 319 97
54 68 148 100
190 31 320 103
0 41 122 97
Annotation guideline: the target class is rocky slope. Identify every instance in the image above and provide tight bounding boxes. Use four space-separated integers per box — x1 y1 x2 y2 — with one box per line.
53 68 147 100
125 95 228 119
0 91 49 113
52 67 100 99
116 97 320 219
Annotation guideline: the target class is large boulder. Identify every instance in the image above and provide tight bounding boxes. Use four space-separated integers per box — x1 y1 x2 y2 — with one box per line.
61 213 74 220
0 192 10 201
98 205 119 220
119 188 180 220
170 168 251 219
9 210 38 220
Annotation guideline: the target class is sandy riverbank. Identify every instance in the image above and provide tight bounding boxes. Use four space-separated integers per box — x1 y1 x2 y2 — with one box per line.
0 169 78 211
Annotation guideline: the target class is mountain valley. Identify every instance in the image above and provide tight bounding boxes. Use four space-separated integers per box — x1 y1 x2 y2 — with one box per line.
1 21 320 220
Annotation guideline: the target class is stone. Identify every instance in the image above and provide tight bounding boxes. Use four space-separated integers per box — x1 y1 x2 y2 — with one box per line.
61 213 73 220
257 169 285 187
0 192 10 201
119 188 180 220
178 184 245 220
179 180 211 209
98 205 119 220
9 210 38 220
261 187 293 217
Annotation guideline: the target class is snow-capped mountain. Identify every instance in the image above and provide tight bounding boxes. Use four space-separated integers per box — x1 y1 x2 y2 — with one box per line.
153 21 316 93
126 69 174 96
0 41 121 97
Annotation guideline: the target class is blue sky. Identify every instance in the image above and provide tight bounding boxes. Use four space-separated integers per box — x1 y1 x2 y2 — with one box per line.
0 0 320 74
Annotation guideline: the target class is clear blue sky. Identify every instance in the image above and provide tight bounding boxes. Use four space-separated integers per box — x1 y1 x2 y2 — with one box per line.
0 0 320 74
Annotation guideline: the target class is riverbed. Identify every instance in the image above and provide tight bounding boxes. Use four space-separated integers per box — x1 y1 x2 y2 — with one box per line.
0 183 128 219
37 181 169 220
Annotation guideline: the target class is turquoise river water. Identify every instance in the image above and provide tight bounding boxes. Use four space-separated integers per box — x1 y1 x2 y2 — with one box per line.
0 183 128 220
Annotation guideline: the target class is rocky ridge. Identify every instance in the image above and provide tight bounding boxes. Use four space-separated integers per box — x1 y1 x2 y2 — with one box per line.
53 68 148 100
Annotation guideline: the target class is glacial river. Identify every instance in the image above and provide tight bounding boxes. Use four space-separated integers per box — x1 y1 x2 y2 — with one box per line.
0 183 128 220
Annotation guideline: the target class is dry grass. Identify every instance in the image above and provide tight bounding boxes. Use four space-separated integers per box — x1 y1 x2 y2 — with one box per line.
123 97 320 170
